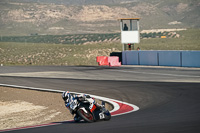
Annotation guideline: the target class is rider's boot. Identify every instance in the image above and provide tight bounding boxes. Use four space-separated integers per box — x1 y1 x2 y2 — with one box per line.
74 114 82 122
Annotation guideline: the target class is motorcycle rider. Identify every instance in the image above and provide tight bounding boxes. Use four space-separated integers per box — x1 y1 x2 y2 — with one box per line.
62 91 104 122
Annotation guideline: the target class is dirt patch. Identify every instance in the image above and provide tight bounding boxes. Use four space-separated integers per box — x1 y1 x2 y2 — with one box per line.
0 86 113 130
0 87 73 130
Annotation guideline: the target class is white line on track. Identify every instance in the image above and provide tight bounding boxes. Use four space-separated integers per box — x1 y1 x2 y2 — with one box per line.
111 70 200 78
0 83 139 115
0 83 139 132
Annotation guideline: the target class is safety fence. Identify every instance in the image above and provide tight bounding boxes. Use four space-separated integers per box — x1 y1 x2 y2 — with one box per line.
96 56 121 67
122 51 200 67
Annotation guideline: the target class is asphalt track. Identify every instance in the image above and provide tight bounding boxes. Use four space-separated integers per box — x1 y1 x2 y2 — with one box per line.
0 66 200 133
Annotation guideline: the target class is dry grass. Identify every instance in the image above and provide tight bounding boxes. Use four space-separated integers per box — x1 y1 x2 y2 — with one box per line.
0 42 121 66
0 29 199 66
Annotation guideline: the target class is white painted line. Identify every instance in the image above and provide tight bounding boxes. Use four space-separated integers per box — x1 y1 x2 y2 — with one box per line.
112 70 200 78
0 83 139 132
0 83 139 113
0 83 64 93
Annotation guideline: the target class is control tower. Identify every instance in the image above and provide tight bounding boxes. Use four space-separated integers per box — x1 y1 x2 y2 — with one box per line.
118 18 140 51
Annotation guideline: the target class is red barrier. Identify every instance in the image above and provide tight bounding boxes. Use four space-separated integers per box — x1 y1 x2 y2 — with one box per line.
96 56 121 67
96 56 109 66
96 56 100 62
108 56 121 67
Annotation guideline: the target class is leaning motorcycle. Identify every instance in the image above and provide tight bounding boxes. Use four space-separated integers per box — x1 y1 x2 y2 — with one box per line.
69 95 111 123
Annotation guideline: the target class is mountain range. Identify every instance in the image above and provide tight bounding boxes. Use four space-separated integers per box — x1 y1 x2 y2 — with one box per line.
0 0 199 36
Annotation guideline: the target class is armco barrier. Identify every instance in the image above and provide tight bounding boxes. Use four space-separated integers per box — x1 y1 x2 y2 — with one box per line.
122 50 200 67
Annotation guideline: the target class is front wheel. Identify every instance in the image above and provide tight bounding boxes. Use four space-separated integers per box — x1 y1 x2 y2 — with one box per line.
77 108 94 123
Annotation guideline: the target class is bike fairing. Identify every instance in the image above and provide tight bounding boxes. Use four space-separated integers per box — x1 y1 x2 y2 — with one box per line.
64 93 95 113
62 91 111 122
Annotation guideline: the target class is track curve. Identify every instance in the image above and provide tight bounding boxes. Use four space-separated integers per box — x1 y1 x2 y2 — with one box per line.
0 66 200 133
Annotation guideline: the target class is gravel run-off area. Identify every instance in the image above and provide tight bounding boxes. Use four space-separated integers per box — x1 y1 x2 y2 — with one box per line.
0 87 73 130
0 86 112 130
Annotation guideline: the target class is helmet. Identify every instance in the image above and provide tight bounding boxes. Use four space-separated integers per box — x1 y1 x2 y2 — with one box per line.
62 91 69 102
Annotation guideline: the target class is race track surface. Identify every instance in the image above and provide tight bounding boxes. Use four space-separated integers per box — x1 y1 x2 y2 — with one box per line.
0 66 200 133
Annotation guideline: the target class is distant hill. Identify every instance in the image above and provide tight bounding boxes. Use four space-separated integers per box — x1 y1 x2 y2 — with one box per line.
0 0 199 36
2 0 140 5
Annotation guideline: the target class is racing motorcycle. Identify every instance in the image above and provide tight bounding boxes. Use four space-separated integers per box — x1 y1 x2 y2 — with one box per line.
69 94 111 123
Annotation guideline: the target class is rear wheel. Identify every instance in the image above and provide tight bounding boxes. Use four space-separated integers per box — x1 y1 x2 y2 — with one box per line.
77 108 94 123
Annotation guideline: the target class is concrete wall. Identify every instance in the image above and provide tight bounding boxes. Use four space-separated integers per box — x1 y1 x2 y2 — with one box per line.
158 51 181 66
122 51 139 65
122 50 200 67
182 51 200 67
139 51 158 66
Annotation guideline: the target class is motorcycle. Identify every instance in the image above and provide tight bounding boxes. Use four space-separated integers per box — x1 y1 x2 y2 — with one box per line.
69 94 111 123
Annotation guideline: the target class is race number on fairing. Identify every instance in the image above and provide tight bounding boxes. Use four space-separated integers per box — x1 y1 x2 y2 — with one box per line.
99 113 105 119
